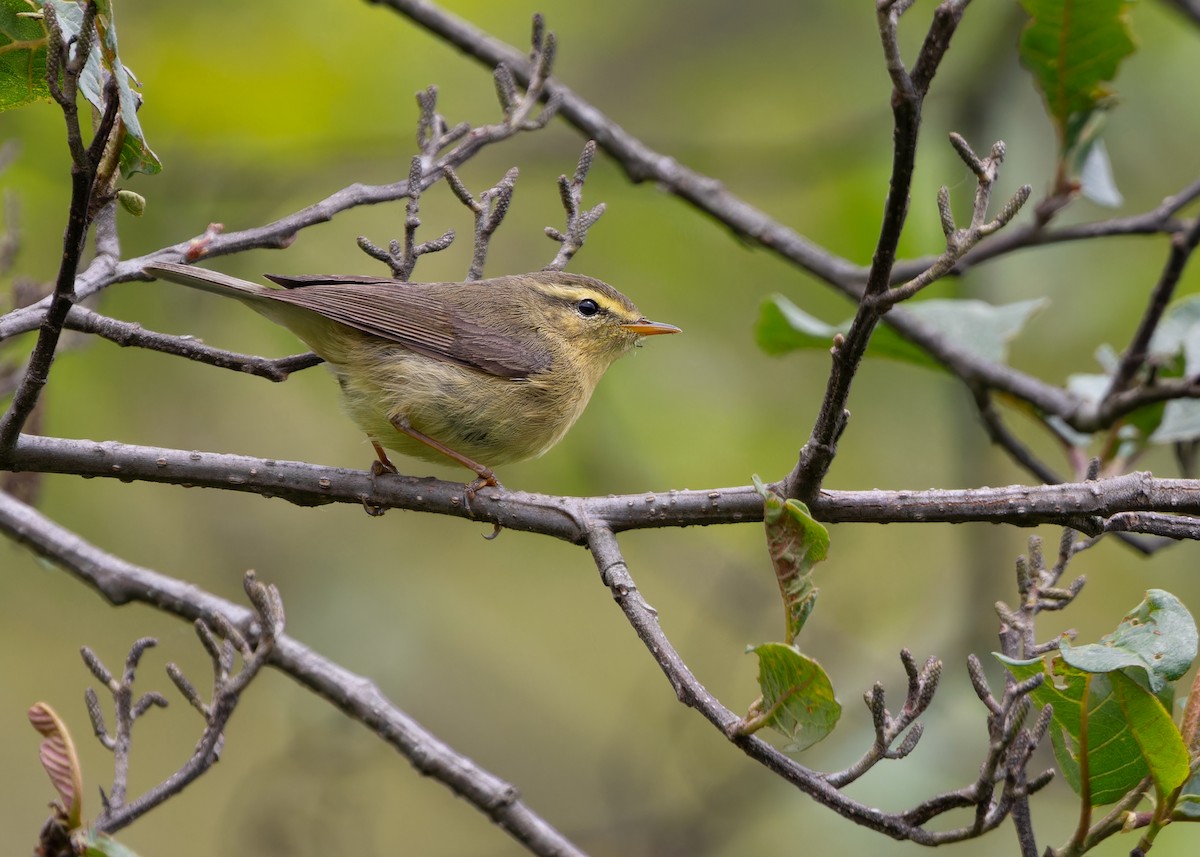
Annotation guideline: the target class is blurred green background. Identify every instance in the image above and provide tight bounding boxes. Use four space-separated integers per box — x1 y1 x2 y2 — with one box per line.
4 1 1200 855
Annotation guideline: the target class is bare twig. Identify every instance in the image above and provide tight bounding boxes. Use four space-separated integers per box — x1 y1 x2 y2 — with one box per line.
359 154 456 280
972 388 1063 484
357 20 560 281
0 4 117 455
874 136 1030 309
785 0 973 503
823 650 940 787
543 141 605 271
62 304 322 380
905 659 1054 843
443 164 519 280
80 639 168 809
80 573 282 835
1104 215 1200 399
495 14 561 131
997 534 1086 662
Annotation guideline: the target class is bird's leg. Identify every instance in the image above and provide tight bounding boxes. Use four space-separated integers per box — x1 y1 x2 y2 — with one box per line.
387 415 502 495
370 441 398 476
359 440 396 517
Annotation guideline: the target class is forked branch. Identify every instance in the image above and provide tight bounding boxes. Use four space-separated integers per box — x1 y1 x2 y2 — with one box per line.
544 141 605 271
443 164 519 280
875 135 1031 309
88 572 284 835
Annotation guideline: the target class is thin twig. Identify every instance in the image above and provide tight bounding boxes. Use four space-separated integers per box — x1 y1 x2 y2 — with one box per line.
785 1 973 503
972 387 1063 484
873 136 1030 309
443 164 519 280
72 573 283 834
0 4 114 455
823 650 940 787
62 304 322 380
357 21 559 281
358 155 456 280
543 141 605 271
1104 215 1200 399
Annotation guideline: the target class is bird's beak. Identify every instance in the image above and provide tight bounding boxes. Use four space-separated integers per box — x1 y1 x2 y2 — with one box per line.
623 319 681 336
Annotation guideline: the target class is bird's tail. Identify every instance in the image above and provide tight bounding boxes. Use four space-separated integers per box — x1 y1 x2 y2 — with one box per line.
144 262 275 302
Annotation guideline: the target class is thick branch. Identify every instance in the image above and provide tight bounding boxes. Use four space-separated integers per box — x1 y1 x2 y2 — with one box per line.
10 435 1200 540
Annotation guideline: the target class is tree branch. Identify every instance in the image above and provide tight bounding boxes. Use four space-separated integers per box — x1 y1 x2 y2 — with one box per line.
1104 215 1200 399
586 524 1050 845
0 489 590 857
0 7 115 455
62 304 322 381
785 0 971 501
12 434 1200 540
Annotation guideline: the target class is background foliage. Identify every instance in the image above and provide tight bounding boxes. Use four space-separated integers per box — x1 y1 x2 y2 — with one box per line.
4 0 1200 854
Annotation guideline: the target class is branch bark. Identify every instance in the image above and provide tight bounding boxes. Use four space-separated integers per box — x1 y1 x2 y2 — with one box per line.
10 435 1200 540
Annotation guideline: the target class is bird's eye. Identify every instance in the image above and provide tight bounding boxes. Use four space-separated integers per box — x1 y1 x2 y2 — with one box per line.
577 298 600 317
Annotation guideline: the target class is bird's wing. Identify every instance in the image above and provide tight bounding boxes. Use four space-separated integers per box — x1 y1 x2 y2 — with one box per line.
263 275 551 380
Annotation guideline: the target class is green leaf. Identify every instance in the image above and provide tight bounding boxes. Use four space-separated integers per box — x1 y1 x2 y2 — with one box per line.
998 591 1196 805
756 294 1043 372
747 642 841 752
1107 671 1191 798
884 299 1045 366
1140 296 1200 443
754 294 843 356
1018 0 1136 157
1065 371 1108 408
1061 589 1198 694
46 0 160 176
0 0 50 110
1079 138 1123 207
999 657 1156 804
753 476 828 643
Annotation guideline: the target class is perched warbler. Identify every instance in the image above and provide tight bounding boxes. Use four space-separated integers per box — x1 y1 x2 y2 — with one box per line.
144 263 679 488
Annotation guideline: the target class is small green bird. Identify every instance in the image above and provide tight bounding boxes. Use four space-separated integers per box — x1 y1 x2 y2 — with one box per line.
145 263 679 488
